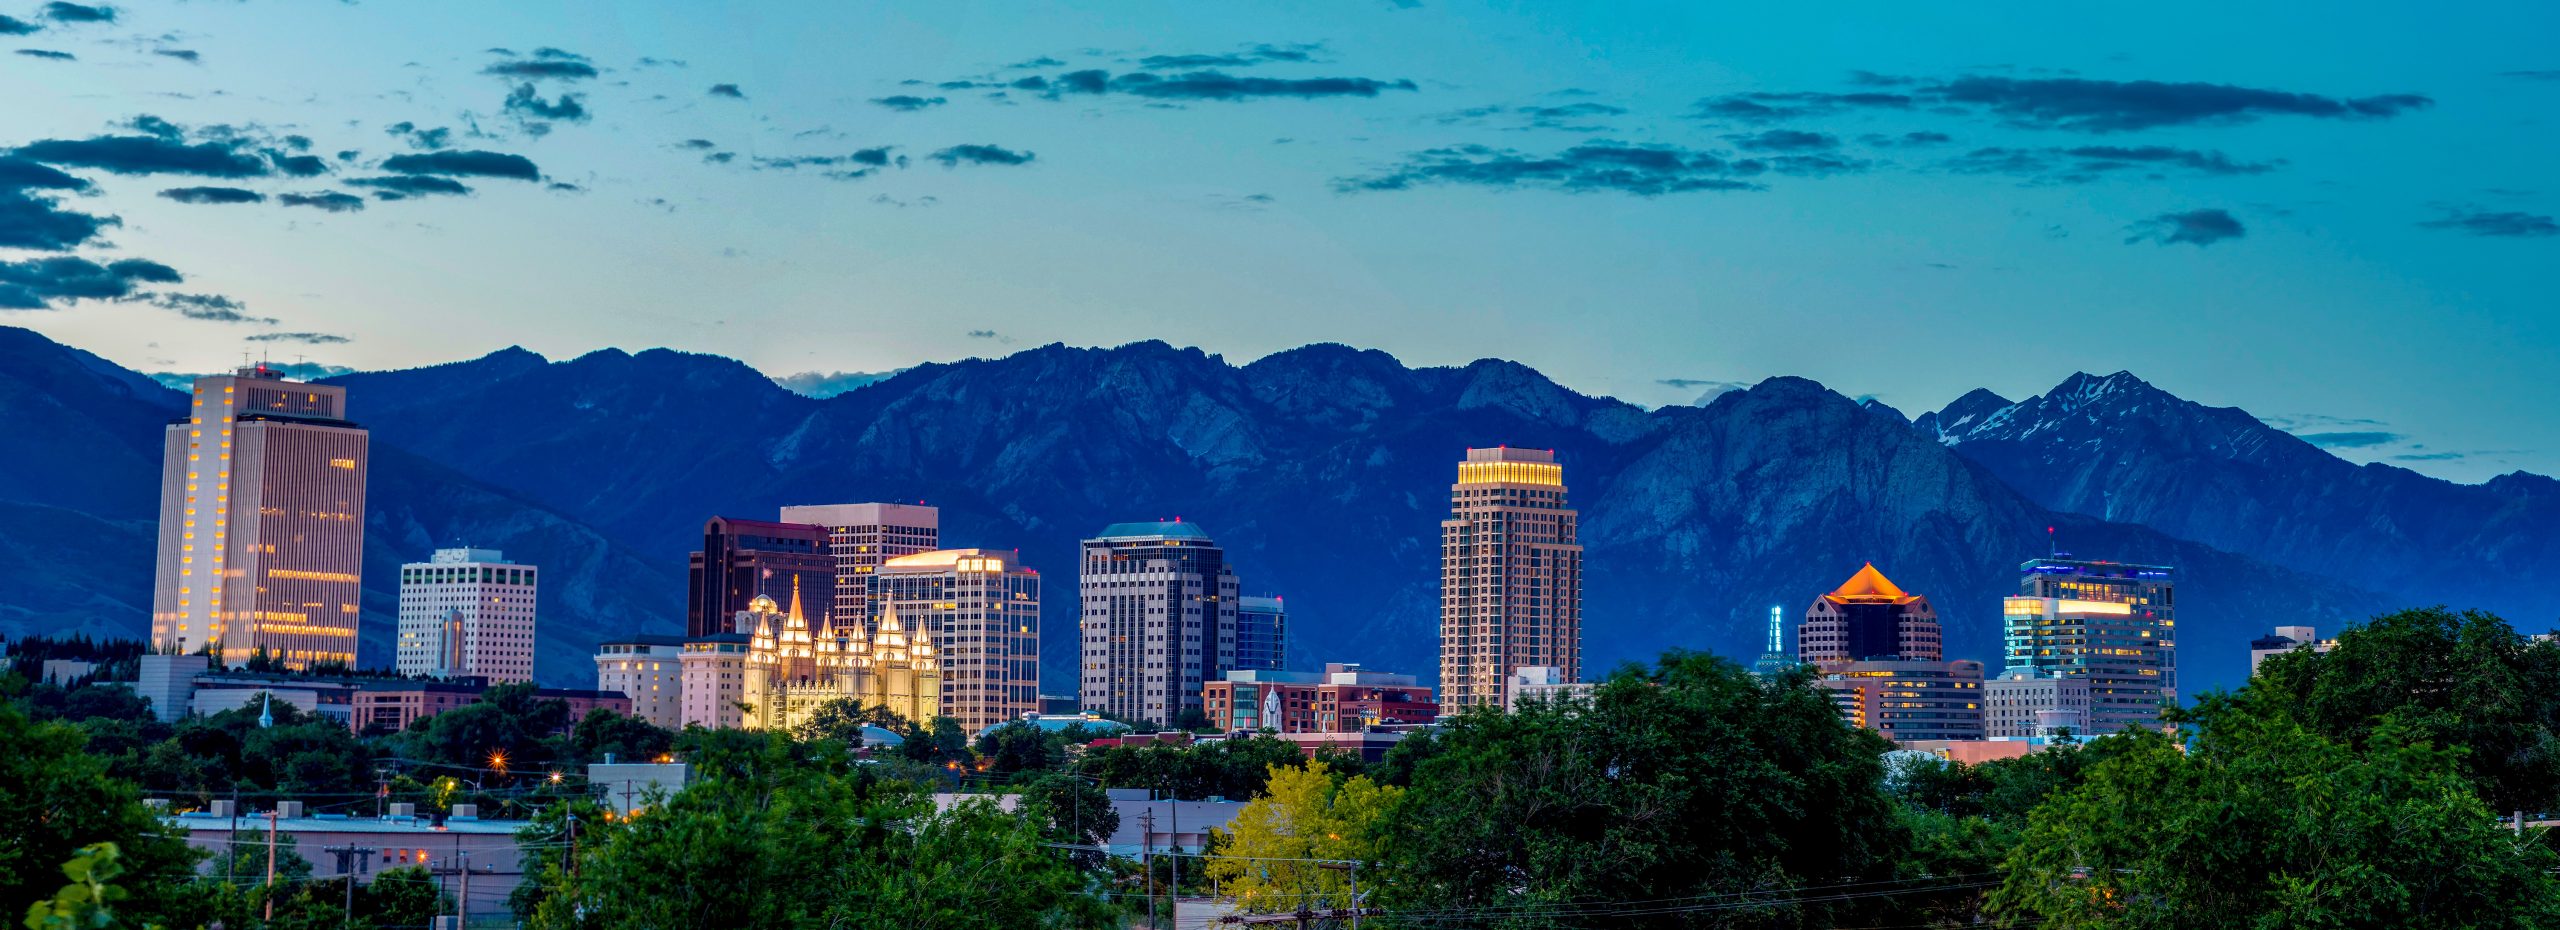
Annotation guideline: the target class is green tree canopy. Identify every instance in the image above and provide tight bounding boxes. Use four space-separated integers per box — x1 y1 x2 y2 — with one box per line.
0 701 201 928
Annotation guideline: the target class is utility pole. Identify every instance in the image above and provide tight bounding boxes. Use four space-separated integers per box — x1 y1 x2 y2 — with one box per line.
1170 801 1182 927
262 809 279 923
324 845 377 924
456 848 471 929
1141 808 1158 930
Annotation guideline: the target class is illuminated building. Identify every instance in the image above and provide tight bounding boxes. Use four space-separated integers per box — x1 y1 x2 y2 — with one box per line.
2018 558 2176 708
1201 664 1435 733
396 548 536 683
737 578 940 731
1235 595 1287 672
679 631 753 729
2001 593 2172 734
1812 659 1985 743
1985 667 2091 739
2249 625 2335 675
873 548 1040 733
1079 521 1240 726
776 502 939 639
1797 564 1942 664
149 365 368 670
1439 447 1583 710
687 517 833 639
594 635 685 729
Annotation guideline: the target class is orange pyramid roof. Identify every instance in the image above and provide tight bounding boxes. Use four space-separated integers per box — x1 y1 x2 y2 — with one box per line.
1825 563 1919 604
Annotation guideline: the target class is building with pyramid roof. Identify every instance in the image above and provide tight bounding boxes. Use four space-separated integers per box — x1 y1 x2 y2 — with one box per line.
1797 563 1943 664
1796 564 1982 743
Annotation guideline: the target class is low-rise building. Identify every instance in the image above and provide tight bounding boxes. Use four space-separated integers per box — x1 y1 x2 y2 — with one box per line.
1506 665 1592 711
170 801 527 923
680 632 753 729
594 635 685 729
1985 667 2092 739
1201 664 1435 734
352 681 629 734
1812 658 1986 743
2249 625 2337 675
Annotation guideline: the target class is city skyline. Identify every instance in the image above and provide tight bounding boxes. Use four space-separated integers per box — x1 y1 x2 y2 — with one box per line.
3 2 2557 482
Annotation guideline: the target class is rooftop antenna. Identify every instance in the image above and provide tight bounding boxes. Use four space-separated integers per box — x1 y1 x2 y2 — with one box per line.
1765 605 1783 655
2047 525 2057 558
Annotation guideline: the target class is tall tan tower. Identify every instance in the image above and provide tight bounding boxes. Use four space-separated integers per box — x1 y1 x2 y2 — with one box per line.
150 365 369 670
1439 447 1582 710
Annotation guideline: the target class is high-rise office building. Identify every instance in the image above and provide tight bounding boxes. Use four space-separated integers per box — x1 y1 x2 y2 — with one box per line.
2019 558 2176 704
150 365 369 670
687 517 834 638
396 548 537 683
776 502 939 637
1235 595 1287 672
594 635 685 729
872 549 1040 734
1797 564 1942 664
1439 447 1583 710
1079 522 1240 726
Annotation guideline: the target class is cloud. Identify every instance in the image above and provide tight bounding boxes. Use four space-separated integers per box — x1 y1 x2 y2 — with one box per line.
0 156 91 191
1090 70 1416 101
1439 101 1628 132
40 2 112 23
0 14 38 35
2124 208 2244 246
773 369 906 398
278 191 364 212
1135 44 1320 70
636 56 685 68
384 122 452 151
1701 75 2430 133
0 256 179 310
1659 378 1749 404
965 329 1013 343
346 175 472 199
871 95 947 111
0 189 116 249
1692 91 1913 122
2500 70 2560 81
15 49 76 61
152 48 199 64
120 291 273 323
244 331 351 344
2295 430 2405 449
1944 145 2279 183
483 48 597 81
158 185 265 204
707 83 746 99
1008 56 1065 70
1339 142 1769 196
675 139 717 150
752 147 905 179
379 149 540 180
2418 208 2559 238
2390 451 2465 462
14 130 269 177
1727 129 1839 152
929 144 1034 167
150 362 351 391
266 150 329 177
504 83 589 122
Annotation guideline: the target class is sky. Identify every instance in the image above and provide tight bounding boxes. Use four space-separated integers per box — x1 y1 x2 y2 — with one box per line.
3 1 2557 481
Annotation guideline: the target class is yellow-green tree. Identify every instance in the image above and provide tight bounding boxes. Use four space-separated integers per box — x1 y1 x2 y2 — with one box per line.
1206 760 1400 915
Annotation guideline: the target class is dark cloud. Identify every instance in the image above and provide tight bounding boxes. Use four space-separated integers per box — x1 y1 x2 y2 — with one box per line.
2296 431 2404 449
2391 451 2465 462
2124 208 2244 246
752 147 904 179
1945 145 2278 183
0 256 178 310
0 14 39 35
636 56 685 68
347 175 472 199
244 331 351 345
1340 142 1769 196
675 139 716 150
0 189 115 249
707 83 746 99
2062 145 2276 175
1441 102 1627 132
384 122 453 151
1135 44 1319 70
266 150 329 177
2418 208 2559 238
379 149 540 180
122 291 272 323
966 329 1010 342
1055 70 1108 94
2499 70 2560 81
0 156 91 191
1931 76 2428 131
1860 130 1954 147
278 191 364 212
152 48 200 64
546 181 583 193
1007 56 1065 70
483 47 596 81
1691 91 1913 122
40 2 112 23
14 131 268 177
1727 129 1839 152
1092 70 1416 101
870 95 947 111
158 186 265 204
504 83 589 123
15 49 76 61
929 144 1034 167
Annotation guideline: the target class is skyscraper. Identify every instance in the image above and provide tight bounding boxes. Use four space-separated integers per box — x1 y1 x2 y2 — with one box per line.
1797 564 1942 664
2012 557 2177 726
872 549 1040 733
687 517 833 638
1235 595 1287 672
1079 521 1241 727
776 502 939 638
1439 447 1583 710
396 548 537 683
150 365 368 669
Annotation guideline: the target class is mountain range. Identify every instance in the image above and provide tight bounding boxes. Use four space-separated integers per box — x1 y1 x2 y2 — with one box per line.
1 324 2547 695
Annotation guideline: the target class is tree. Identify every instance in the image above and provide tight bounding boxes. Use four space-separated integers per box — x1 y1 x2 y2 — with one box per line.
1378 652 1902 929
0 701 201 926
21 843 133 930
1989 698 2560 929
794 698 912 746
1207 761 1400 914
2250 606 2560 814
975 721 1064 777
894 716 970 766
1020 772 1118 849
357 866 448 929
1074 734 1311 800
556 707 675 767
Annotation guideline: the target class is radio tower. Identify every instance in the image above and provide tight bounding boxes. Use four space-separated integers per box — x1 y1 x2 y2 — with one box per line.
1753 604 1792 676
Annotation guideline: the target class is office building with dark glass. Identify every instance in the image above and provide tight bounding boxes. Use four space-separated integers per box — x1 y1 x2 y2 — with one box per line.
1079 521 1241 726
2005 558 2177 733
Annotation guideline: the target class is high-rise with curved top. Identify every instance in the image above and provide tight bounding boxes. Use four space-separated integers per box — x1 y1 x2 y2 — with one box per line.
1439 447 1582 710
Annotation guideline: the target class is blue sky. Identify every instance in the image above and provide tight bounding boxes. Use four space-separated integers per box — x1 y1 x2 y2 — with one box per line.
4 1 2556 480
